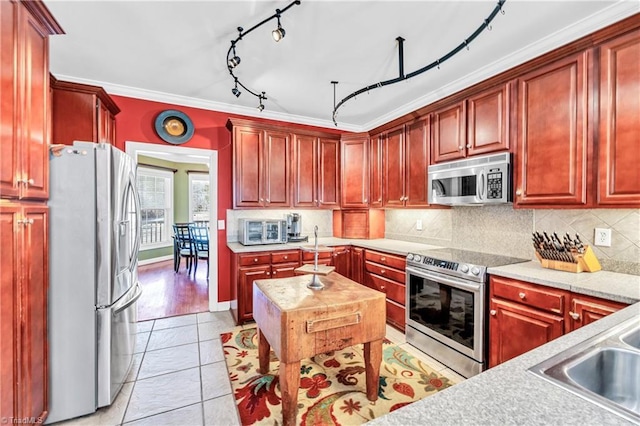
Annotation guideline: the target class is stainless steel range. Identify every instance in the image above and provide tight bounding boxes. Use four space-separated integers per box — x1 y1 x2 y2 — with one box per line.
405 248 527 378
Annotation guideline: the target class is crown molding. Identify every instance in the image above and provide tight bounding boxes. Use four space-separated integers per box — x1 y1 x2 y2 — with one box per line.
52 74 363 133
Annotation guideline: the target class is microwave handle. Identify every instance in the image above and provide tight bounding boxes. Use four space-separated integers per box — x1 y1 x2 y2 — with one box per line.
477 170 486 201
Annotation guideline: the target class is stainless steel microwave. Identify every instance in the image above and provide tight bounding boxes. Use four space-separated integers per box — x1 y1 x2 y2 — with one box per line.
238 219 287 245
428 152 512 206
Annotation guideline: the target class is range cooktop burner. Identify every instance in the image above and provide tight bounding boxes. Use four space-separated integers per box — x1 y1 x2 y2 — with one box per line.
406 248 528 282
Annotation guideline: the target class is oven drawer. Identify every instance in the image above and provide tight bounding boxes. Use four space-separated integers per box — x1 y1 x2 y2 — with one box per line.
239 253 271 266
368 274 405 306
365 261 405 284
386 299 405 331
271 250 300 264
490 276 566 315
365 250 406 270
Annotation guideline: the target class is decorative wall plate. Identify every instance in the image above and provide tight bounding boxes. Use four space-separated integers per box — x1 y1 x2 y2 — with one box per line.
154 110 194 144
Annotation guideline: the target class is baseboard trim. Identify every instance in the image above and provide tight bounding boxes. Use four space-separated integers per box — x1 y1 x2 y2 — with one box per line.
209 301 230 312
138 255 173 266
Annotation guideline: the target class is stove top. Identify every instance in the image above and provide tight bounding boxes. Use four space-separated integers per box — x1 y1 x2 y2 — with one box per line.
406 248 528 282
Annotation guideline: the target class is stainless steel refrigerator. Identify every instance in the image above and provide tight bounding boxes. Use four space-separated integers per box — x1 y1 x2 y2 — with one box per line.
47 141 142 423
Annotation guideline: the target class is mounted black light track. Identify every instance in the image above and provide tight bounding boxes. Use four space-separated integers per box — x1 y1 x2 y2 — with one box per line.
331 0 507 125
226 0 301 111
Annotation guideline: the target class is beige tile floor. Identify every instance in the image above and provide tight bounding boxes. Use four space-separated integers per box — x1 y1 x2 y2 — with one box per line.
54 311 465 426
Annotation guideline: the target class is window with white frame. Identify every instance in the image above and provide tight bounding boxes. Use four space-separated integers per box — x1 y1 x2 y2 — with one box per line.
189 173 210 222
136 167 173 249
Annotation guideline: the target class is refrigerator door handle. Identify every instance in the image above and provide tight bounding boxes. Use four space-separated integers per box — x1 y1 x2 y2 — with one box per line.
112 283 142 315
129 172 142 263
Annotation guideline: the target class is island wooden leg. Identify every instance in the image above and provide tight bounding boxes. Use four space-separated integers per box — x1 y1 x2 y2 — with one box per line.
257 327 270 374
364 339 382 401
279 360 300 426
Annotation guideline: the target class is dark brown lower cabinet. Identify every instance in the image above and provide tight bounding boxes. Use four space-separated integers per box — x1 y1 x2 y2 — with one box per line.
0 204 49 422
489 275 628 368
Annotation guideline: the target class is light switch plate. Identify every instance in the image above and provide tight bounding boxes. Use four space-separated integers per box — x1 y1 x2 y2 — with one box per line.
217 219 225 230
416 220 423 231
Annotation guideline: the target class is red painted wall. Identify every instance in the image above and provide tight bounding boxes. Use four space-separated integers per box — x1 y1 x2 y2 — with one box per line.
111 95 343 303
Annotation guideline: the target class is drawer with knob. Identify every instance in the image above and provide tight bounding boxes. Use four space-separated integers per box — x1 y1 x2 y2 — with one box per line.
368 274 405 305
364 249 406 270
272 250 300 264
365 261 405 284
490 276 566 315
238 253 271 266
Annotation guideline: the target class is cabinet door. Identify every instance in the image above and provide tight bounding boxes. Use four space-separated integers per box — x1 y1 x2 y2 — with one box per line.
237 265 271 323
98 100 116 144
597 29 640 206
489 298 564 367
341 136 369 208
18 206 48 420
0 1 20 198
292 134 317 207
405 117 429 206
318 138 340 208
18 6 50 201
0 206 18 416
567 295 627 332
233 127 264 207
432 102 466 163
332 246 350 277
369 134 383 208
515 52 590 207
383 127 405 207
350 247 364 284
467 83 510 156
263 130 290 207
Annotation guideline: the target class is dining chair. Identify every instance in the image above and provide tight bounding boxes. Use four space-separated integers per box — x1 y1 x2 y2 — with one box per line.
189 223 210 279
172 223 194 274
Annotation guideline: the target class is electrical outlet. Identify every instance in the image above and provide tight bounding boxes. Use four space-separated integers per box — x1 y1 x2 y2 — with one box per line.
217 219 225 230
594 228 612 247
416 220 423 231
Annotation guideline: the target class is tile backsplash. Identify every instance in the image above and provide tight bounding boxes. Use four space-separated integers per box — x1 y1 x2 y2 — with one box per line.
227 206 639 275
385 206 639 275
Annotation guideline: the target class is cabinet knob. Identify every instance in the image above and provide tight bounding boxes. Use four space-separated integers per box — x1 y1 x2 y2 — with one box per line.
266 198 270 203
378 197 382 202
569 311 580 320
458 146 463 150
380 269 385 274
266 271 270 276
260 198 264 202
380 257 386 261
364 198 368 203
518 292 526 300
466 144 471 149
515 189 522 196
380 285 385 291
283 255 288 260
490 309 497 316
253 258 258 263
272 271 277 275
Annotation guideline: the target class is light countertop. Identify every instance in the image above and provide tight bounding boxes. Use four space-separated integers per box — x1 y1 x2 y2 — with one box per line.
227 237 443 257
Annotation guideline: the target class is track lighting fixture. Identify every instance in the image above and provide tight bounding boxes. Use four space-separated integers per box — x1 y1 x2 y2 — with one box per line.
226 0 301 110
272 13 285 42
231 81 241 97
331 0 507 125
257 93 265 111
228 46 241 68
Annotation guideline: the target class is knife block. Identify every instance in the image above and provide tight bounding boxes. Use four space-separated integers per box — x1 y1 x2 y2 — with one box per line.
535 245 601 273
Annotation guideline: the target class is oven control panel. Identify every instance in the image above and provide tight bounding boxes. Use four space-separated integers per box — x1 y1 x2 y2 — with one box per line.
406 252 485 280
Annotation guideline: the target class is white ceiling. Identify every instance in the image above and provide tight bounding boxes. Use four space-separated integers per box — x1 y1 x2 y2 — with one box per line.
45 0 638 132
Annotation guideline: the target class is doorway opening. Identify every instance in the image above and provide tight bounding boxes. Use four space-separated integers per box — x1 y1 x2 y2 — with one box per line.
125 141 219 320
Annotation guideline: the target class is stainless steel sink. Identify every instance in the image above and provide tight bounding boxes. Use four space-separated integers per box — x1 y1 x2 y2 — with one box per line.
529 316 640 424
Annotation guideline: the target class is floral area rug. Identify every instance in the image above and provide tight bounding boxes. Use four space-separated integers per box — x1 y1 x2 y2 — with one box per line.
221 327 456 425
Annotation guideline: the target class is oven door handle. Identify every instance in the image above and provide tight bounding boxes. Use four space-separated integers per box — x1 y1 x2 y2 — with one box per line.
405 266 483 292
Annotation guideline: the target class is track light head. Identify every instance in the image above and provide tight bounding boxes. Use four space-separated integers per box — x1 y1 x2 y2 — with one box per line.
231 87 241 97
228 55 241 68
272 14 285 42
257 103 265 112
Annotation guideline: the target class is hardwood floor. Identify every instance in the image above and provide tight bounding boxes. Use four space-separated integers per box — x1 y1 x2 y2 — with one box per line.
137 259 210 321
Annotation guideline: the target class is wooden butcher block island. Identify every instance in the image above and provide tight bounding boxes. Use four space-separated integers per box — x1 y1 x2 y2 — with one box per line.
253 272 386 426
